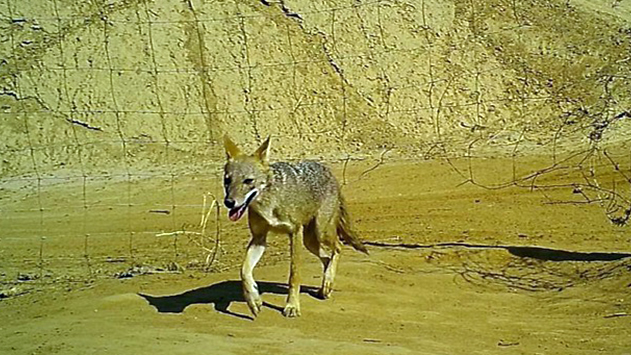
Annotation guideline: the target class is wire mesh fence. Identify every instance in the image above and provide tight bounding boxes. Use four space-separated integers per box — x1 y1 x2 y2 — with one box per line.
1 0 630 292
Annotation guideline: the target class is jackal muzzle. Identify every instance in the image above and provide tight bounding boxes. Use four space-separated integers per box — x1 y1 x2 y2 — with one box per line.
227 188 259 222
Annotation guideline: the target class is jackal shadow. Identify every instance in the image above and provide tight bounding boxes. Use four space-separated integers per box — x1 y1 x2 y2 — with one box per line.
139 280 320 320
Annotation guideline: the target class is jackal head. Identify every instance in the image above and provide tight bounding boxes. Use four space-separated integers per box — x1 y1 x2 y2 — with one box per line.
222 135 271 222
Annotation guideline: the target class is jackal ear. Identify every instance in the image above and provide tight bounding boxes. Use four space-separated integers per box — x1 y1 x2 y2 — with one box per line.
223 135 242 160
254 135 271 164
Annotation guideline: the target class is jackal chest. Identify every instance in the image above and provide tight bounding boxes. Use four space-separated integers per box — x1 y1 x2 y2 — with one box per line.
253 206 296 233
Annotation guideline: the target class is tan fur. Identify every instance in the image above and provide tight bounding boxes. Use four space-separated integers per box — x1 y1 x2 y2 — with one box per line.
223 135 367 318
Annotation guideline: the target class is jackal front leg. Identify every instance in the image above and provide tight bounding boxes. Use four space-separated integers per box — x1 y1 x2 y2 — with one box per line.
283 231 302 317
241 234 266 317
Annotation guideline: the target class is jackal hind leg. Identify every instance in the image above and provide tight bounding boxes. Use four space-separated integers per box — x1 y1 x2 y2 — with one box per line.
305 215 340 300
319 238 340 300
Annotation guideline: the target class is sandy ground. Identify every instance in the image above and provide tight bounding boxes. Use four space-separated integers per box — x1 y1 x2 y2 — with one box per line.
1 157 630 354
1 248 630 355
1 0 631 353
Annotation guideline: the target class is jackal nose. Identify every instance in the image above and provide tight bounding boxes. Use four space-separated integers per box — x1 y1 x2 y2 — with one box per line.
224 198 236 209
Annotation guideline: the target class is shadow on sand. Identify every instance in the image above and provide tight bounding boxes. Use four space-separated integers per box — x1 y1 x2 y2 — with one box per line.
138 280 320 320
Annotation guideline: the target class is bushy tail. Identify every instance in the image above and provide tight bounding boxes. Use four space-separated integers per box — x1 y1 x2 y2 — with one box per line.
336 195 369 254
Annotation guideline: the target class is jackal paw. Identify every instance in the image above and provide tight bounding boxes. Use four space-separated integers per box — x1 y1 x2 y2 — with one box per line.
282 303 301 318
245 294 263 317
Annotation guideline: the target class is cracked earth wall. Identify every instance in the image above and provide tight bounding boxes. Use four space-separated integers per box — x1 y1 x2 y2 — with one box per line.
1 0 630 178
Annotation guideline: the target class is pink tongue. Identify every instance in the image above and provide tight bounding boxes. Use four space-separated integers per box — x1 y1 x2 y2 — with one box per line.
229 206 244 222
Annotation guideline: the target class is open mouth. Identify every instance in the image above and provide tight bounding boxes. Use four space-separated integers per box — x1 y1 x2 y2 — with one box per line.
228 189 259 222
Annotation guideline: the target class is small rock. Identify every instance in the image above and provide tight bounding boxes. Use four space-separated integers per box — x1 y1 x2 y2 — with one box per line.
0 286 26 299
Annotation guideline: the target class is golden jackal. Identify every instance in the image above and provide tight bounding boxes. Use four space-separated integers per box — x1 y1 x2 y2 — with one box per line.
223 135 368 318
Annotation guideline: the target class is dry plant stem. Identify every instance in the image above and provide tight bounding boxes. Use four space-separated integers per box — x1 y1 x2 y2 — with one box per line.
154 193 222 270
200 196 221 269
156 231 202 237
446 137 631 226
201 193 208 227
342 154 351 186
358 147 392 181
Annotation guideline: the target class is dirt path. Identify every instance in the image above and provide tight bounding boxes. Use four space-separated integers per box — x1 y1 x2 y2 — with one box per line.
2 246 630 355
1 159 631 354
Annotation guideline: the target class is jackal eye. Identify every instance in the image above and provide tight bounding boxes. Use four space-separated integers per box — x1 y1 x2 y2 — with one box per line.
243 178 254 185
